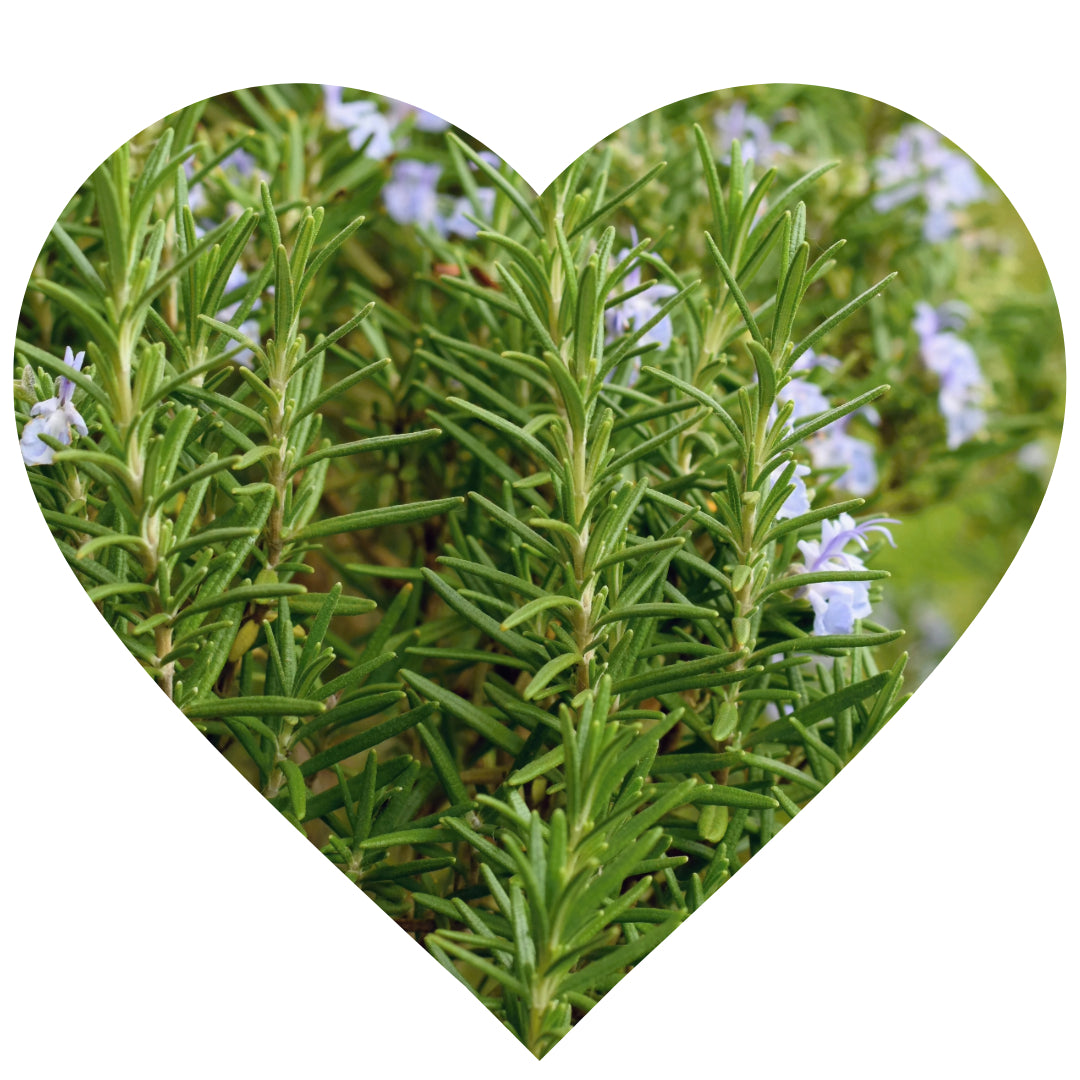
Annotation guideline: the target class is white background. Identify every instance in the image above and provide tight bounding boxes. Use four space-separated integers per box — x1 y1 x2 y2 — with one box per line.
1 3 1076 1076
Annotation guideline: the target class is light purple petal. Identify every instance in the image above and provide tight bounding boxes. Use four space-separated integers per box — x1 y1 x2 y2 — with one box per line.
778 378 829 422
772 462 812 521
384 160 443 227
30 396 60 417
65 402 88 437
808 429 878 496
20 416 54 465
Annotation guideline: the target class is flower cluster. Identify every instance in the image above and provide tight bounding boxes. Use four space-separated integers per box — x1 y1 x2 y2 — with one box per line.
773 349 880 497
19 347 88 466
806 417 878 496
322 85 395 158
713 100 791 167
913 301 987 448
382 159 496 239
323 87 450 161
872 123 983 242
796 514 898 635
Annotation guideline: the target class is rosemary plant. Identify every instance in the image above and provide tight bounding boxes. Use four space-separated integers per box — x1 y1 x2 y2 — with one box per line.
16 84 1058 1057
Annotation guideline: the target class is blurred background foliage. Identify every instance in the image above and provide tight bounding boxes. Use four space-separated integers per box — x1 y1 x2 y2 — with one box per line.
599 84 1063 681
521 85 1035 675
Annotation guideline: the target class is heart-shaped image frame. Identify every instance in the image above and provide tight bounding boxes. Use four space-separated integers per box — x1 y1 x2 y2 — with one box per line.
4 12 1075 1075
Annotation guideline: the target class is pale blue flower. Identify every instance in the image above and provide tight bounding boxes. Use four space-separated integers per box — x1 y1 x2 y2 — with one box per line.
773 462 812 520
438 187 496 239
183 147 257 221
769 360 878 496
873 124 983 242
873 124 936 212
807 422 878 495
923 153 982 241
384 160 443 228
20 347 88 466
796 514 898 635
777 376 829 423
913 300 970 344
787 351 883 426
938 381 987 449
602 357 644 389
713 101 791 167
921 331 981 386
605 278 678 349
323 86 394 158
768 367 830 440
914 305 987 448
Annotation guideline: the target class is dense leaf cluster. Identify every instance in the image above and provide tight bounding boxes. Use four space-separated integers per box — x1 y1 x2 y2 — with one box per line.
16 86 956 1057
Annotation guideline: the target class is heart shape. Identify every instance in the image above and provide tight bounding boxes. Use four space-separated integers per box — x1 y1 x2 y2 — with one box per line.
9 80 1065 1061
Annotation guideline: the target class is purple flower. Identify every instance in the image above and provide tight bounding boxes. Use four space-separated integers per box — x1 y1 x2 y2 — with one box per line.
323 86 394 158
438 187 496 239
384 160 443 228
873 124 983 242
807 422 878 496
777 377 829 423
770 360 879 496
938 379 987 449
20 347 89 466
768 364 831 438
796 514 898 635
713 101 791 167
914 304 987 448
912 300 970 344
605 278 678 348
772 462 812 520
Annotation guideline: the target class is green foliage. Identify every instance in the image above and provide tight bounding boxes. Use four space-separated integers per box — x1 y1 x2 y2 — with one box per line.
13 84 1060 1057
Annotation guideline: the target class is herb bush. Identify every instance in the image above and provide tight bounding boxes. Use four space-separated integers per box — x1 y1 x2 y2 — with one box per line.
12 84 1062 1056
